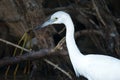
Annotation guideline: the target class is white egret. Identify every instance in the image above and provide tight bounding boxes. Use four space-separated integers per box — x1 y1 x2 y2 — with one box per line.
35 11 120 80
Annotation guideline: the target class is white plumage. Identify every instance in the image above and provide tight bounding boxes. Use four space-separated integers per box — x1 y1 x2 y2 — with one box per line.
35 11 120 80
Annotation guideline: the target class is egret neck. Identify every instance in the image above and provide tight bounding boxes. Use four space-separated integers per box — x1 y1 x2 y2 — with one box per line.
64 16 85 76
65 16 84 58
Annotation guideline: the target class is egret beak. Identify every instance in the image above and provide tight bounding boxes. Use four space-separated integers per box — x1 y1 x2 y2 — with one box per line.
34 19 53 30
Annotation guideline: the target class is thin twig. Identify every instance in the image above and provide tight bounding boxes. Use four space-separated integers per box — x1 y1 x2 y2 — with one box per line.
0 38 30 52
44 59 72 79
58 27 66 34
91 0 106 27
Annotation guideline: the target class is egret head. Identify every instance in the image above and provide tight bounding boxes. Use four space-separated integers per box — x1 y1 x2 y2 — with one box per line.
34 11 70 30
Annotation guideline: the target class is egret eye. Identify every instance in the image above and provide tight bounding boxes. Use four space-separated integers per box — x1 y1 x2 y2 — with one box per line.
55 17 58 20
53 17 58 22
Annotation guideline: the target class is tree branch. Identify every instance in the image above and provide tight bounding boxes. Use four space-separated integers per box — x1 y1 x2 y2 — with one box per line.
0 38 71 79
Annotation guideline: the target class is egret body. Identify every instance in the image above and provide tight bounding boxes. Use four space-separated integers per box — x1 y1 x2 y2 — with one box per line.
35 11 120 80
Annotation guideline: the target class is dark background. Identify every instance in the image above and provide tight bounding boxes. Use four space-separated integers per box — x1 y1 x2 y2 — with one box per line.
0 0 120 80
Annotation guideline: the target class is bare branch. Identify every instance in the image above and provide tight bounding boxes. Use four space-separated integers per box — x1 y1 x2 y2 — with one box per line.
0 49 48 66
